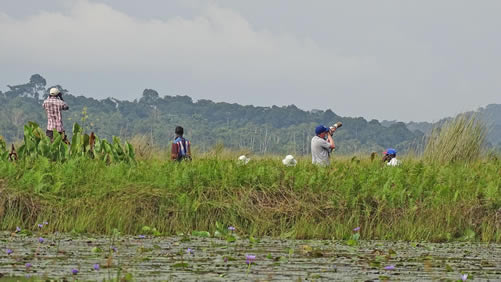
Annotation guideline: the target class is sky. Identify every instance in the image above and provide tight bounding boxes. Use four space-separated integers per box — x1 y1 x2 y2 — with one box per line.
1 0 500 122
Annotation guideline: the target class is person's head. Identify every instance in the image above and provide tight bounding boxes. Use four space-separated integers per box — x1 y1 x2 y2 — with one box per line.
49 88 60 97
386 148 397 157
315 125 330 138
175 126 184 137
382 148 397 162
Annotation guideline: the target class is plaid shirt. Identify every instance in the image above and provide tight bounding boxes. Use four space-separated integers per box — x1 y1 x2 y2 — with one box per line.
42 96 69 132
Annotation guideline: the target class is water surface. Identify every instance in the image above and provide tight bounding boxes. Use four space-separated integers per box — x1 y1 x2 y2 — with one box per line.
1 232 501 281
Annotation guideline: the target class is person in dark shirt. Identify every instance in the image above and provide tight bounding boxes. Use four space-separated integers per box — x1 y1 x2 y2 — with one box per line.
171 126 191 161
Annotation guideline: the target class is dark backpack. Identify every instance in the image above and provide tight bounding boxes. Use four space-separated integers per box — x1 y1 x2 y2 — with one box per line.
172 137 191 161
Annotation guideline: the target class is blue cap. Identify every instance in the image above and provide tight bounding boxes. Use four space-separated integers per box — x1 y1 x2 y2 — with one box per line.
386 148 397 155
315 125 330 135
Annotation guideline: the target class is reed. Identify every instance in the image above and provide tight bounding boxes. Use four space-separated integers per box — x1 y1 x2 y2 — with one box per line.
1 155 500 242
423 114 487 163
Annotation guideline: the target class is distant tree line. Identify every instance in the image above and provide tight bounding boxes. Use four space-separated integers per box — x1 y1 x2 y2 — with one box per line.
5 74 486 155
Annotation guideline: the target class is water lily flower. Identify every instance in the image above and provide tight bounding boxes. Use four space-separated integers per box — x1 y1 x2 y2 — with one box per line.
38 237 44 244
72 268 79 275
186 248 194 255
384 265 395 270
6 249 13 255
461 274 468 281
16 227 21 233
37 224 43 228
112 246 117 252
224 257 228 263
246 254 256 265
138 235 146 239
25 263 32 269
228 226 235 231
353 227 361 232
43 221 48 225
93 264 100 271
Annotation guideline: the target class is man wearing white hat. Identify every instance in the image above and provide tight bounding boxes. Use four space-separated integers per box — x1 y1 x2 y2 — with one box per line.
42 87 69 141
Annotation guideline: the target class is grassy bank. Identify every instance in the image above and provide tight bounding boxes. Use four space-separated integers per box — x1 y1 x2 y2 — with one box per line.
1 156 500 242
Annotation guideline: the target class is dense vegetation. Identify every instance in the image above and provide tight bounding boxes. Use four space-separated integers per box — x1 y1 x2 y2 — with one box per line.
1 122 135 163
0 74 426 155
0 105 500 244
1 156 500 242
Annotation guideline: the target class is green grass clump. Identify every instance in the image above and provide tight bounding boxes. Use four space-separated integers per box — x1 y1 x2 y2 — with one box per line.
423 114 487 164
1 155 500 243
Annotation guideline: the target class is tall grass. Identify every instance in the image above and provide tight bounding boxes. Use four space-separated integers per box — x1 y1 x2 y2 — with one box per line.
423 114 487 163
1 155 500 242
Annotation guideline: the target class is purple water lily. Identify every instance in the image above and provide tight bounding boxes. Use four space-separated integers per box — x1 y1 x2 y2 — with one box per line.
353 227 361 232
93 264 100 271
461 274 468 281
16 226 21 233
246 254 256 265
6 249 13 255
384 265 395 270
43 221 48 225
112 246 117 252
38 237 44 244
228 226 236 231
71 268 79 275
25 263 32 269
138 235 146 239
186 248 194 255
37 224 43 228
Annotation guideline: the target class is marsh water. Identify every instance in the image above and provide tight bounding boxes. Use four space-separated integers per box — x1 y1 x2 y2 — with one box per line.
1 231 501 281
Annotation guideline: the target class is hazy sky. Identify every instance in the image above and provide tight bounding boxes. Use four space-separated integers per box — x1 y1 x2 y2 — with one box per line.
1 0 500 122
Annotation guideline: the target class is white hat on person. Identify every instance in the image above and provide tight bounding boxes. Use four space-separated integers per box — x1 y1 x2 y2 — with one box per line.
49 88 60 96
238 155 250 164
282 155 297 167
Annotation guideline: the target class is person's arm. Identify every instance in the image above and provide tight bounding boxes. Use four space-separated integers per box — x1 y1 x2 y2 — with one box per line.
61 101 69 111
327 133 335 149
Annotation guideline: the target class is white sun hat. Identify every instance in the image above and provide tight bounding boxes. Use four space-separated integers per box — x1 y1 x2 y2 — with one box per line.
238 155 250 164
49 88 60 96
282 155 297 167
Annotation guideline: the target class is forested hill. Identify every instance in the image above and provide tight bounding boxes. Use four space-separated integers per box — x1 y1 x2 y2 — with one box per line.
382 104 501 149
1 74 424 155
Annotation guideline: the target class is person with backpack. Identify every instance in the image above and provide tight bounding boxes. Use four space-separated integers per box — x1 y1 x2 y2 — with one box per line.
171 126 191 161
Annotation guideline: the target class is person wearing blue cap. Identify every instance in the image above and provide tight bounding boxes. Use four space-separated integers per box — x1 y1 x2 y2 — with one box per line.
382 148 401 166
311 125 336 165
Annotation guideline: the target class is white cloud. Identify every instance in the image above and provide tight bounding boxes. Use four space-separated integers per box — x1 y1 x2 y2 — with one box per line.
2 0 500 122
0 1 372 80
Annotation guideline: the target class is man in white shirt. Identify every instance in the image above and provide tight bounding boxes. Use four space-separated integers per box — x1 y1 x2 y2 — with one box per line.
311 125 336 166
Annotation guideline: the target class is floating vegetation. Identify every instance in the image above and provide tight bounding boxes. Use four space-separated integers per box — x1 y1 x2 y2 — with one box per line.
1 231 500 280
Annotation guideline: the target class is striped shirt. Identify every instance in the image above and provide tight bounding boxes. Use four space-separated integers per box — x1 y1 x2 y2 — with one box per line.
42 96 69 132
174 137 190 157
